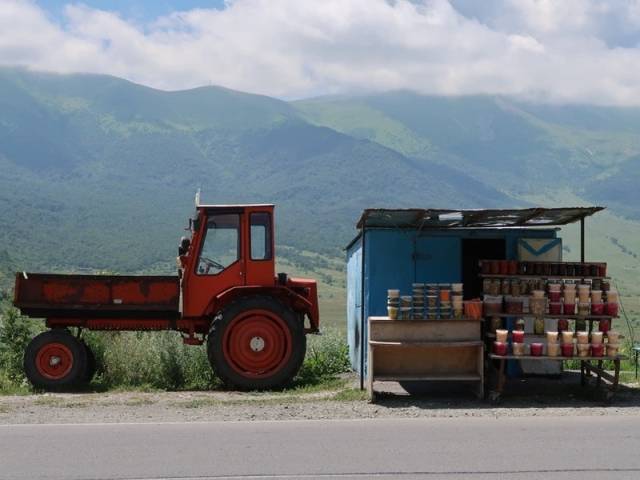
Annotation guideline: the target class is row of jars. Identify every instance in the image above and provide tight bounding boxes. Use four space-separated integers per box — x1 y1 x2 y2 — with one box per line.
492 329 620 357
483 295 619 317
483 278 613 297
481 260 607 277
387 284 464 320
489 316 614 335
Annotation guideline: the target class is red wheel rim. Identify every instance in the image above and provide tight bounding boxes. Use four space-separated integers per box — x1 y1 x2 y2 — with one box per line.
222 309 292 379
35 342 74 380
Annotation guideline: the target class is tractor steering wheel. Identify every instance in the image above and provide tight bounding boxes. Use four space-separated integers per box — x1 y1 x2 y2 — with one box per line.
200 256 225 274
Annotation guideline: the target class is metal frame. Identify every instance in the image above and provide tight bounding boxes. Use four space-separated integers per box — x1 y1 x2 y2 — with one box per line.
356 207 604 230
356 206 604 390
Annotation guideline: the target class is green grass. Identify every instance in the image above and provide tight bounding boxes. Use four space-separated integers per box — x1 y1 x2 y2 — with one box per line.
331 388 369 401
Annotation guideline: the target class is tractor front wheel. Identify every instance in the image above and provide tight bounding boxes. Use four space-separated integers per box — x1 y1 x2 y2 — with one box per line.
24 330 88 391
208 296 306 390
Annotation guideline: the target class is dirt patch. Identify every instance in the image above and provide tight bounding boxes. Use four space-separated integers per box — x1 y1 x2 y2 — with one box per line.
1 373 639 424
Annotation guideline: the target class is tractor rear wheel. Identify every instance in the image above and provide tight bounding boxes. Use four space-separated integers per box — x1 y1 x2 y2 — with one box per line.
24 330 88 391
208 296 306 390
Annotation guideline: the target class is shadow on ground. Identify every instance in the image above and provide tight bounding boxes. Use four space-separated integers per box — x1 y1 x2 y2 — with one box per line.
372 371 640 409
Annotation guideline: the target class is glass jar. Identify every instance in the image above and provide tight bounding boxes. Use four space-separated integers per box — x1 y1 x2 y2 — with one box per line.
534 317 545 335
490 316 502 333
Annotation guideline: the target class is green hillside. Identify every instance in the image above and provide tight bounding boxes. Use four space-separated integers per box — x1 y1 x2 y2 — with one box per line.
0 68 639 329
295 93 640 201
0 68 512 275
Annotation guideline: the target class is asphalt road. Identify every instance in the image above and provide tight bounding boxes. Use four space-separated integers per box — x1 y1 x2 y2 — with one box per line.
1 416 640 480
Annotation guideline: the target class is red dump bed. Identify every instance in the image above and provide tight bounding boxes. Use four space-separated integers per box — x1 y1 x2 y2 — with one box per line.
14 273 180 319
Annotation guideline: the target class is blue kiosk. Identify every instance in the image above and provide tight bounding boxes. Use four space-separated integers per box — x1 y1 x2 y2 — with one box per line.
346 207 603 390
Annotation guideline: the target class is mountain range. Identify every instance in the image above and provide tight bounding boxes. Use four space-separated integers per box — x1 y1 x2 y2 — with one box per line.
0 67 639 293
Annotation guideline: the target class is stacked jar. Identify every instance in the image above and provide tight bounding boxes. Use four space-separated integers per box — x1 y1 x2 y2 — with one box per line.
529 289 546 334
387 289 400 320
452 283 464 318
563 282 576 315
400 295 412 320
561 330 574 357
576 330 590 357
605 288 619 316
426 284 439 319
512 329 526 356
548 282 562 315
606 330 621 357
439 284 452 319
591 331 605 357
412 283 425 319
544 331 558 356
591 287 604 315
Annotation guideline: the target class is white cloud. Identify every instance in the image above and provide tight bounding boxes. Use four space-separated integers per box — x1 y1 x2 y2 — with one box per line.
1 0 640 105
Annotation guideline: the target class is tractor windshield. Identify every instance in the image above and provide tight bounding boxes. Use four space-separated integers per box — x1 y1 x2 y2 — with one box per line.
197 213 240 275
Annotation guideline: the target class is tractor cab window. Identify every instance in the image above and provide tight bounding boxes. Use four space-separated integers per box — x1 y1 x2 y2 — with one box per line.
197 214 240 275
250 212 272 260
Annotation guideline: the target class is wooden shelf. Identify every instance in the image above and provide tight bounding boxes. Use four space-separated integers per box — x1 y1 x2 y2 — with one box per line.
370 340 483 348
483 313 615 320
368 316 484 400
489 354 627 361
479 274 609 280
374 374 482 382
485 332 624 340
369 316 483 323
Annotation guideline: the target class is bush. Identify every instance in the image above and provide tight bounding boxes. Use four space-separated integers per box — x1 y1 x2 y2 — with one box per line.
0 304 42 389
0 299 349 393
93 331 218 391
296 327 350 384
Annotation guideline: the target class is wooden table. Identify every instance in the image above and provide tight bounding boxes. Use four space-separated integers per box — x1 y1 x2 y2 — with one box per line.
488 353 627 402
367 316 484 401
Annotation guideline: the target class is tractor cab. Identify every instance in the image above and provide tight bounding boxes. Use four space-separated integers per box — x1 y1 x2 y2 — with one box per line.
176 199 319 336
178 203 277 317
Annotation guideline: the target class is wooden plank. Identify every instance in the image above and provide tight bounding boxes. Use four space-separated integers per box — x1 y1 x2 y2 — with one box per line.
485 313 615 320
372 345 482 377
370 319 481 342
583 362 617 383
369 317 483 323
370 340 483 348
486 333 625 340
479 274 609 280
373 374 482 382
489 354 627 361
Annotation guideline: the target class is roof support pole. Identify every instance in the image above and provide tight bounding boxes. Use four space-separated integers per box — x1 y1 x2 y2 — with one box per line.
360 227 366 391
580 217 585 263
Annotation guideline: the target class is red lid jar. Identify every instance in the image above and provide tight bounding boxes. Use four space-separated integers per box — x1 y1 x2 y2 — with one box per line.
591 343 604 357
530 343 544 356
512 330 525 343
563 302 576 315
605 302 619 317
493 341 508 356
561 343 574 357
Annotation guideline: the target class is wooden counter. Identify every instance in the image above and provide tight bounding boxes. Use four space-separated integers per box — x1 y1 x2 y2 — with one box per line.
367 316 484 401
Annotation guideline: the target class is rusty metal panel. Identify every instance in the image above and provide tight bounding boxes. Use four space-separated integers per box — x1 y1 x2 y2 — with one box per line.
14 273 179 318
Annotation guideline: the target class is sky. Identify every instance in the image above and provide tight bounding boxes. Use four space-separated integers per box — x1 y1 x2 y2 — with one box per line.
2 0 640 104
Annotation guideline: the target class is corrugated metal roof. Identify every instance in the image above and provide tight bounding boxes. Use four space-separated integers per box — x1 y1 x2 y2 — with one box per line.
356 207 604 230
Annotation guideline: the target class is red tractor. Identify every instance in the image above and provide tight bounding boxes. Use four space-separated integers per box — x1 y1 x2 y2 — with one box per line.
13 200 320 391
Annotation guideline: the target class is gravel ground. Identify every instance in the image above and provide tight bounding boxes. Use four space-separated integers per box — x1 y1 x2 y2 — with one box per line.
1 373 639 424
